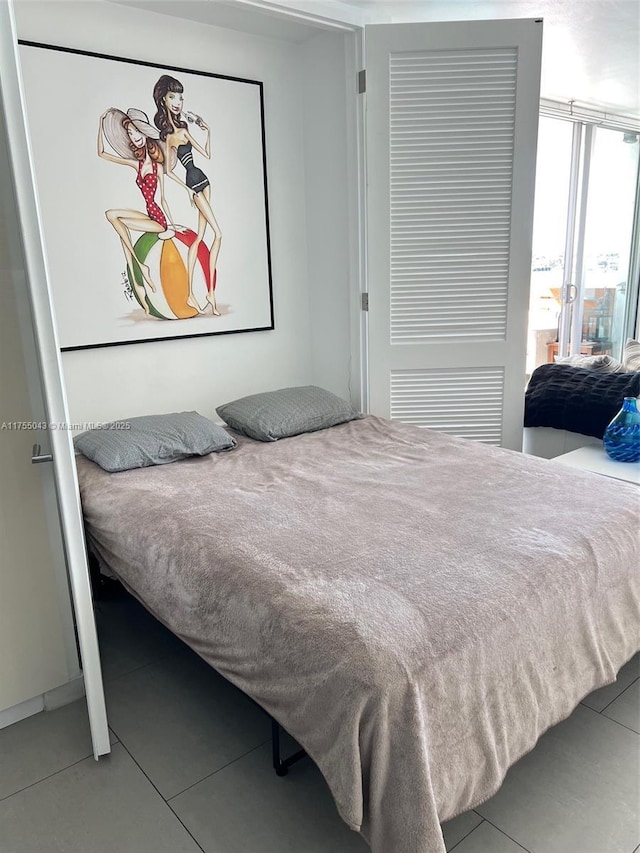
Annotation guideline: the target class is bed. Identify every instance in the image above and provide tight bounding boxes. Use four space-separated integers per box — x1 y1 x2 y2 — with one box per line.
76 413 640 853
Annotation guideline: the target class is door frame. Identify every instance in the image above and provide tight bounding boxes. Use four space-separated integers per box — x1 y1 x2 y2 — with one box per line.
0 0 109 758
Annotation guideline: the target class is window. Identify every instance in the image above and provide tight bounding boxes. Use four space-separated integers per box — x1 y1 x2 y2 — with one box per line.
526 110 640 374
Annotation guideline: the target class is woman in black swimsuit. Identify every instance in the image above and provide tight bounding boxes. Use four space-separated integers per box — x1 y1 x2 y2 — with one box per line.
153 74 222 315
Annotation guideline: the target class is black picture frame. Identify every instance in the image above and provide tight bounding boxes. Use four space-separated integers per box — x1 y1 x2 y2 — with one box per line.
18 41 274 351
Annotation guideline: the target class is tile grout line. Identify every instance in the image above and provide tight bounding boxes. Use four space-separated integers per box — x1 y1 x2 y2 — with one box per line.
580 698 640 736
598 675 639 713
110 737 208 853
99 645 185 685
601 717 640 736
581 674 639 715
446 817 485 851
166 738 272 801
476 815 533 852
0 751 94 804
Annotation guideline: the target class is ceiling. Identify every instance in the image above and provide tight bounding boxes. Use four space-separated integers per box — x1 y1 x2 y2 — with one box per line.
112 0 640 116
339 0 640 116
108 0 336 41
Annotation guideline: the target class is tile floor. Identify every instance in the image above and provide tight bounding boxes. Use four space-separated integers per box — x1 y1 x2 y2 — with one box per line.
0 586 638 853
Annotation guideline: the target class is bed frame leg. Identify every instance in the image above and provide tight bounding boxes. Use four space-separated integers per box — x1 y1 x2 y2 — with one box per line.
271 717 306 777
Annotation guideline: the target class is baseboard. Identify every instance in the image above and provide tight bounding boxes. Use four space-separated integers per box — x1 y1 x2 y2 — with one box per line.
0 675 86 730
0 695 44 729
44 674 85 711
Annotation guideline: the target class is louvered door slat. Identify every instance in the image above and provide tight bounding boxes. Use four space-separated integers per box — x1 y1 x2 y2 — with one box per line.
389 46 517 345
391 368 505 444
366 21 542 448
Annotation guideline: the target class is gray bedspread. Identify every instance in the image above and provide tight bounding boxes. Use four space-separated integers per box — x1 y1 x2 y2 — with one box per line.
76 416 640 853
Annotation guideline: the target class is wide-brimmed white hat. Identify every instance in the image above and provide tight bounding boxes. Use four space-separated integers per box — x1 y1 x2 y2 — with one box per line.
101 107 160 159
125 108 159 139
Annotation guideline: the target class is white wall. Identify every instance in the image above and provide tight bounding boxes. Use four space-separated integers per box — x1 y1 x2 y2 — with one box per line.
15 0 317 425
299 29 356 402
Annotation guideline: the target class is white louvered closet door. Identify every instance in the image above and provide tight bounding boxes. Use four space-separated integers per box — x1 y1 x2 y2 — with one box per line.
365 19 542 449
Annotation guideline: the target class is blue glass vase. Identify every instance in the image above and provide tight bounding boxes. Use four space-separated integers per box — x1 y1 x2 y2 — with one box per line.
603 397 640 463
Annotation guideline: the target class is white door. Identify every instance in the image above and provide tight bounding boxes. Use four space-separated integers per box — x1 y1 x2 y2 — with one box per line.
0 94 79 720
365 19 542 449
0 0 109 758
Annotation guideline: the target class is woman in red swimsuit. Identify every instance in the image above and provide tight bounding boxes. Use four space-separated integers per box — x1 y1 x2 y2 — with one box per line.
98 107 176 310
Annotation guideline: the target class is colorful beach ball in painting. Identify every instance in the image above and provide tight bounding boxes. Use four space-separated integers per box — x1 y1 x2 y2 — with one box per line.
127 229 215 319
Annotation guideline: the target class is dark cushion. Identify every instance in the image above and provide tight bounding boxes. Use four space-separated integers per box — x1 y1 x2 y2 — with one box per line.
524 363 640 438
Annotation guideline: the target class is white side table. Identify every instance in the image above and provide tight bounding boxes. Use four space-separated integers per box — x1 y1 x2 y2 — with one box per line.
553 445 640 485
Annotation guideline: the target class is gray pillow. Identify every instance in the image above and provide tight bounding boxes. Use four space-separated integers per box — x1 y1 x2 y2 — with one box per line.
623 339 640 372
216 385 362 442
554 353 626 373
74 411 236 472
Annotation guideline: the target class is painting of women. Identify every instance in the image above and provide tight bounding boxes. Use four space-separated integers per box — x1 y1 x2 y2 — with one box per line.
98 107 176 311
17 40 273 350
153 74 222 315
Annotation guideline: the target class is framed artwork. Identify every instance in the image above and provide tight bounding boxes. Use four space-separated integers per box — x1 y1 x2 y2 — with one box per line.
17 42 274 351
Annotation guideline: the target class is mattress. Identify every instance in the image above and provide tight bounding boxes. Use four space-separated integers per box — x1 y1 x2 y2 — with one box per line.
76 415 640 853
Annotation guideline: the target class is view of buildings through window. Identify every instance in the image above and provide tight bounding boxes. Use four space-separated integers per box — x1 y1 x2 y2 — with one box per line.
526 116 639 375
